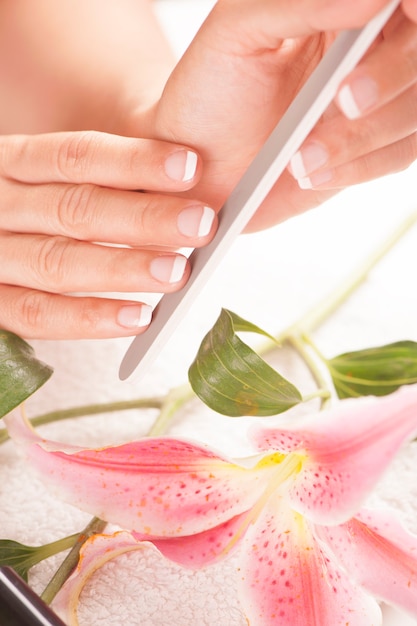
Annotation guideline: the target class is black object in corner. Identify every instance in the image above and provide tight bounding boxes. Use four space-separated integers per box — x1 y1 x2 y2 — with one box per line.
0 566 67 626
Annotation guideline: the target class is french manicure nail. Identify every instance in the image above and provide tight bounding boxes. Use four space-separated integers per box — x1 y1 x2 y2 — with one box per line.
177 206 215 237
117 303 152 328
337 77 378 119
164 150 198 182
298 169 333 189
150 255 187 283
290 141 329 178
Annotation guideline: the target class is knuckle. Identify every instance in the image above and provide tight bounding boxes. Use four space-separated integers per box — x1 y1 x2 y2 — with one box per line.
131 195 154 240
126 140 154 181
78 299 102 333
12 290 102 338
344 120 372 152
15 290 46 333
384 132 417 175
55 131 99 181
0 135 26 180
56 183 96 234
33 236 72 291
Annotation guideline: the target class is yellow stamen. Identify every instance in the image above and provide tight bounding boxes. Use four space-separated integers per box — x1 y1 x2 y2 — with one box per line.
222 453 304 556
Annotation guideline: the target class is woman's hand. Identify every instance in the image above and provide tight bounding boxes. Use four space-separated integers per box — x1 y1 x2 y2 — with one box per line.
0 1 216 341
2 0 416 340
147 0 417 231
288 6 417 191
0 131 216 339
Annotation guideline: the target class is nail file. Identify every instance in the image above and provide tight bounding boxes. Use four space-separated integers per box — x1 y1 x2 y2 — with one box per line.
119 0 400 381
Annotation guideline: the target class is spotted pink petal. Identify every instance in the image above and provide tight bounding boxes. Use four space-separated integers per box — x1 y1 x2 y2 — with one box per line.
52 531 148 626
317 508 417 619
238 497 382 626
136 511 248 568
3 410 269 536
250 385 417 525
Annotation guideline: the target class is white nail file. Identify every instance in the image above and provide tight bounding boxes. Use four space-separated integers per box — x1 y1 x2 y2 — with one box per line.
119 0 400 380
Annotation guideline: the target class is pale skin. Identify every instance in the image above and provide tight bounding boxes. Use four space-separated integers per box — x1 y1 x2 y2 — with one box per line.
0 0 416 339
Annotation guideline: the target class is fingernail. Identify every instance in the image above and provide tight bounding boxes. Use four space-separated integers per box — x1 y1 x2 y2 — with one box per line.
290 141 328 178
117 303 152 328
164 150 198 182
337 77 378 119
177 205 215 237
298 169 333 189
150 255 187 283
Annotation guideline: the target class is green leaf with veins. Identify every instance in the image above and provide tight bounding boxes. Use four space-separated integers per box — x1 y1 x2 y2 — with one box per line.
188 309 302 417
0 330 53 418
327 340 417 399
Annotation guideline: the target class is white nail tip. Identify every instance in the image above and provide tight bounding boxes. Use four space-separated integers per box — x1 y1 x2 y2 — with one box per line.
290 151 307 179
118 304 152 328
198 207 216 237
169 256 187 283
298 177 313 190
138 305 153 326
183 151 198 181
337 85 361 120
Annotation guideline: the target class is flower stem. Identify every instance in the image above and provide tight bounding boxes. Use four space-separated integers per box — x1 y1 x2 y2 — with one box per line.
278 212 417 341
255 212 417 400
286 334 332 409
40 517 107 605
148 383 195 436
0 397 164 446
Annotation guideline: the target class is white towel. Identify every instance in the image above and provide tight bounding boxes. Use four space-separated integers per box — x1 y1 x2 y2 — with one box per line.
0 2 416 624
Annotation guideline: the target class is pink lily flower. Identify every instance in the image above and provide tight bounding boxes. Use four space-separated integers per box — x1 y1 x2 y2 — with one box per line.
4 385 417 626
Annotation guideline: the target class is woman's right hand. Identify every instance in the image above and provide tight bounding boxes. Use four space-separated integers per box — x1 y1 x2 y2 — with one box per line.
0 131 216 339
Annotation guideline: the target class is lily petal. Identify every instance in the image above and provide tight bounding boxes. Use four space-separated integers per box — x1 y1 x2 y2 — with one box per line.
4 410 268 536
137 511 247 568
317 508 417 618
251 385 417 524
52 531 147 626
238 497 382 626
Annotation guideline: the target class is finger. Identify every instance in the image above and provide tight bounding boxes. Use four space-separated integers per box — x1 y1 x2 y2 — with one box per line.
294 132 417 190
0 131 201 190
212 0 390 40
0 285 154 340
0 179 217 247
244 169 336 232
336 10 417 119
289 83 417 182
403 0 417 22
0 233 190 294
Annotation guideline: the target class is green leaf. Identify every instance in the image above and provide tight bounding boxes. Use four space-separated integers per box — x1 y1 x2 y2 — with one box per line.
327 340 417 399
188 309 302 416
0 535 78 581
0 539 42 581
0 330 53 418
